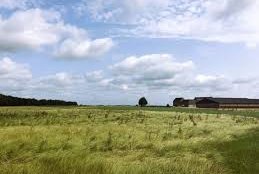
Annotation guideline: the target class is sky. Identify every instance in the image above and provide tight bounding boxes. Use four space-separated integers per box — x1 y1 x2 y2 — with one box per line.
0 0 259 105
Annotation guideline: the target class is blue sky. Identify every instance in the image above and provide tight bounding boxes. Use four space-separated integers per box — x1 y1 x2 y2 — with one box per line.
0 0 259 105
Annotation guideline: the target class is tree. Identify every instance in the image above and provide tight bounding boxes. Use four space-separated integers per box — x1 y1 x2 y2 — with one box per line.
0 93 78 106
138 97 148 107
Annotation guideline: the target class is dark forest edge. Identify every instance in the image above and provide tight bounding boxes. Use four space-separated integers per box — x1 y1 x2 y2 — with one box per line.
0 93 77 106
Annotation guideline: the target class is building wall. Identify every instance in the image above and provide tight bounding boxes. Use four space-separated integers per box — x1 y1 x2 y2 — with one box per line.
188 104 196 108
219 104 259 108
173 98 184 107
173 98 191 107
197 103 259 108
196 103 219 108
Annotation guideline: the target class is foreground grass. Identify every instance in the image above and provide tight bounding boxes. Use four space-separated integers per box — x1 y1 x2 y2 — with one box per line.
0 106 258 174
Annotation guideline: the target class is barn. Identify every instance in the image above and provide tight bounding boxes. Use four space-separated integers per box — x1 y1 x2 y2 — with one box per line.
196 98 259 108
173 98 196 107
173 98 184 107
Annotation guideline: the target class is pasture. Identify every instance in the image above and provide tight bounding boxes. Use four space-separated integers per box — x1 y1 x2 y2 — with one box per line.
0 106 258 174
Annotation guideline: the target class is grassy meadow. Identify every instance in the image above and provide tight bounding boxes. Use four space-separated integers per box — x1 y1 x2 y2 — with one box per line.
0 106 258 174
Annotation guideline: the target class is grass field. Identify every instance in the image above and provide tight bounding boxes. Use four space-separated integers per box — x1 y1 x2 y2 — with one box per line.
0 106 258 174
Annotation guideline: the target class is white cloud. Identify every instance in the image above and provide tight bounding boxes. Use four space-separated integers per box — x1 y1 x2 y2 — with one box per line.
0 8 114 59
0 57 32 92
54 38 114 59
85 70 104 82
0 57 32 80
108 54 231 92
76 0 171 23
0 57 82 96
0 0 30 9
188 74 231 91
111 54 194 87
195 75 225 85
34 72 83 89
0 9 61 51
81 0 259 46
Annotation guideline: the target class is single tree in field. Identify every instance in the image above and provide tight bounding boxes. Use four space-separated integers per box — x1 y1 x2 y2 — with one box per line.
138 97 148 107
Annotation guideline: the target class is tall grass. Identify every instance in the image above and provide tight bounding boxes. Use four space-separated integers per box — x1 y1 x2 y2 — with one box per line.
0 106 258 174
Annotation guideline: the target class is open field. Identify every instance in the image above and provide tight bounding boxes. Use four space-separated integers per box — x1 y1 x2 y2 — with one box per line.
0 106 258 174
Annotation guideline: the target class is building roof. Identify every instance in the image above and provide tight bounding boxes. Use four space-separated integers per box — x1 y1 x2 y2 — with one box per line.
173 98 184 102
194 97 212 101
199 98 259 104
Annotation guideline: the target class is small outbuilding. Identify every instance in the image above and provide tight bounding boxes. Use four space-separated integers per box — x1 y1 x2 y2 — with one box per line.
196 98 259 108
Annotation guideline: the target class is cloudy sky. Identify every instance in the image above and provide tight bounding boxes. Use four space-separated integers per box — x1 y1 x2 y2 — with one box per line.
0 0 259 105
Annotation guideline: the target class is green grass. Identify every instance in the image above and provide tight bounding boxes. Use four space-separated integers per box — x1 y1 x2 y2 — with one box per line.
0 106 258 174
85 105 259 118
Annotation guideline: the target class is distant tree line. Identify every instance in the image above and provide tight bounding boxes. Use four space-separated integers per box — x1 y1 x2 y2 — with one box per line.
0 94 77 106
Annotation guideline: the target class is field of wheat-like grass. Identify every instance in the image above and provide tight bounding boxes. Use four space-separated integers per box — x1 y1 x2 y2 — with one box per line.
0 106 258 174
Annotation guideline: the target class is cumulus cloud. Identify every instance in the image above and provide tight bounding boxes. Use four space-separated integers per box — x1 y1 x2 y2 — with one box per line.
107 54 232 92
0 9 61 51
0 8 113 59
54 38 114 59
81 0 259 46
111 54 194 81
0 57 32 92
188 74 231 91
35 72 82 88
0 57 32 80
0 57 83 96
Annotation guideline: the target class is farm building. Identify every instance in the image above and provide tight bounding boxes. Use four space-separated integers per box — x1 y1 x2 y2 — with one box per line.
173 98 184 107
196 98 259 108
173 98 196 107
194 97 212 102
